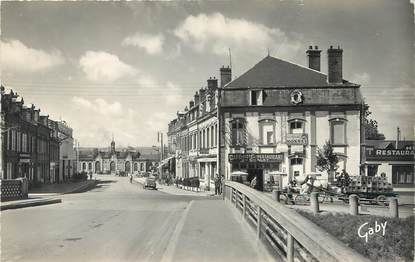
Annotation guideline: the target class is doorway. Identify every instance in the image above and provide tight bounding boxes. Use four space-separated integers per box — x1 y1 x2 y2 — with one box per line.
247 168 264 191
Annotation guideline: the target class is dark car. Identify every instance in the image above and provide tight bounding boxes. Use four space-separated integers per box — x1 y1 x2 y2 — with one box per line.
143 177 157 190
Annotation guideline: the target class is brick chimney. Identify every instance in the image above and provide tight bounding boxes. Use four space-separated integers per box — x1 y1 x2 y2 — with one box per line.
220 66 232 87
306 45 321 71
207 77 218 90
327 45 343 84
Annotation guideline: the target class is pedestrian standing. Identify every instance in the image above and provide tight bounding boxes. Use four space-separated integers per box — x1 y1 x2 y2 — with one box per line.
214 175 220 195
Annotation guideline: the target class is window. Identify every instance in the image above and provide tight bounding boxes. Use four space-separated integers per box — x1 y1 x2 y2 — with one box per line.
290 121 303 134
250 90 265 106
202 130 206 148
231 119 246 146
290 158 303 165
330 120 346 145
82 163 86 170
17 131 21 152
7 130 11 150
392 165 413 185
11 130 16 151
215 124 218 147
206 128 210 148
259 119 275 145
211 126 214 147
267 131 273 144
88 163 92 171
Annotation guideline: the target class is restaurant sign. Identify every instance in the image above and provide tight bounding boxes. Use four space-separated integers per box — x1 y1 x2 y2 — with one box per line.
286 133 308 146
228 153 284 163
365 148 415 161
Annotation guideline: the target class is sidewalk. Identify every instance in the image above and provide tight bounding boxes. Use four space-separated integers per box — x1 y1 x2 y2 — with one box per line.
163 199 275 262
1 179 97 211
133 177 217 197
29 179 97 196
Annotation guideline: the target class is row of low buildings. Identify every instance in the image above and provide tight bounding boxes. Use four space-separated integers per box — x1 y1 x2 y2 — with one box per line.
167 45 414 193
1 86 77 186
76 140 161 174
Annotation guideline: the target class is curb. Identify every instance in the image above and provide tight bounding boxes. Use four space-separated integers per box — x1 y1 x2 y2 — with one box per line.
0 198 62 211
62 180 97 194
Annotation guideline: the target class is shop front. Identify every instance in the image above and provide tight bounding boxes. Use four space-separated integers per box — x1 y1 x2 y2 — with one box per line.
228 153 284 191
364 141 414 193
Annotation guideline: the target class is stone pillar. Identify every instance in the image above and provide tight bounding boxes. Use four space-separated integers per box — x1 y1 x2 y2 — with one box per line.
272 189 280 202
389 198 399 218
310 192 319 214
349 194 359 215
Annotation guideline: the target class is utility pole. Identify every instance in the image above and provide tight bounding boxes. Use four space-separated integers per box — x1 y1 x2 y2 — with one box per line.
217 87 223 199
396 127 400 149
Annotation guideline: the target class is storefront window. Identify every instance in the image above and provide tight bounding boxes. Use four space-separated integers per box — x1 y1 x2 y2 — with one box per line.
367 165 378 176
392 165 414 185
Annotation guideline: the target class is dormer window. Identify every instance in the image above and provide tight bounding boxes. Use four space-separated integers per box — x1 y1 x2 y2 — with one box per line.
250 90 265 106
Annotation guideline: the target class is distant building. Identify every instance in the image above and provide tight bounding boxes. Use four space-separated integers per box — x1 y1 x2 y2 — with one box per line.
77 139 159 174
1 86 75 186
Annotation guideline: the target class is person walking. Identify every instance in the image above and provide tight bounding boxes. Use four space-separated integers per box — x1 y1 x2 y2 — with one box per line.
214 175 220 195
129 174 133 183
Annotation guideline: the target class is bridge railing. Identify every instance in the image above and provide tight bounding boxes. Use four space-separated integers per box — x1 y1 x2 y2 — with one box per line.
224 181 370 262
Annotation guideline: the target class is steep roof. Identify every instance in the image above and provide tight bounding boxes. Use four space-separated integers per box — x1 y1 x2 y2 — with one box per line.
366 140 414 150
226 56 356 88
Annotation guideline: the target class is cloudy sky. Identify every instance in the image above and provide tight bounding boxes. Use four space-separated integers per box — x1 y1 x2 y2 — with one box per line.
1 0 413 147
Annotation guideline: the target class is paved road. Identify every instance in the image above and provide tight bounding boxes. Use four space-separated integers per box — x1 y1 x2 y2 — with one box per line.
1 175 273 262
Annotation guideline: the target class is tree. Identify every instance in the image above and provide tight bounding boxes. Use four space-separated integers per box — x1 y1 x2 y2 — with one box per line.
363 103 385 140
316 141 339 183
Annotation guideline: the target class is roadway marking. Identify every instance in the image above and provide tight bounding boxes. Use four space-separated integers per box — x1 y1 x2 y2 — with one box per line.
160 200 194 262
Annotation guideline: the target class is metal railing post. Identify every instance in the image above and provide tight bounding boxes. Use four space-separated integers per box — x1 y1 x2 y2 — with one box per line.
287 234 294 262
257 206 262 239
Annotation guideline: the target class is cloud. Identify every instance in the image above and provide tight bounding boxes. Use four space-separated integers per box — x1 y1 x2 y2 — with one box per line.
351 72 371 86
70 97 138 146
72 96 123 116
165 81 187 107
122 32 164 55
1 39 64 73
174 13 301 58
79 51 137 82
69 95 178 147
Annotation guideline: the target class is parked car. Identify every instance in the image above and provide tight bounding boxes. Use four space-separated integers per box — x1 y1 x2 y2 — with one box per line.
143 177 157 190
